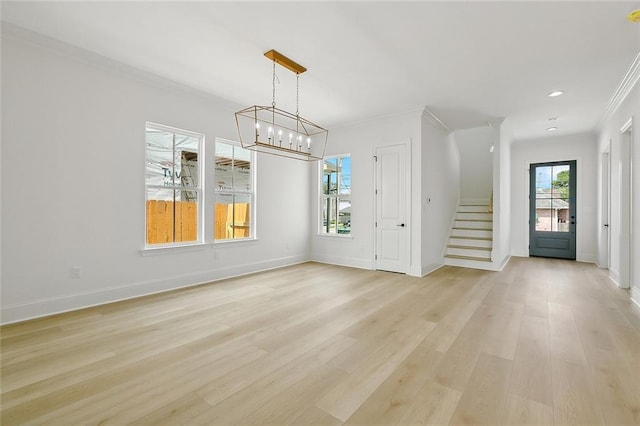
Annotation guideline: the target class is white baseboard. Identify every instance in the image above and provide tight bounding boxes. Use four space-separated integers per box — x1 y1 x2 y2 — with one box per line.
577 253 597 263
631 287 640 309
1 254 308 325
421 263 444 277
496 255 512 271
609 269 621 287
310 254 373 271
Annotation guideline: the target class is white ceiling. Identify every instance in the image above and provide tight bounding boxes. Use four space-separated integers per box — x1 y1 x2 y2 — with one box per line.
2 1 639 140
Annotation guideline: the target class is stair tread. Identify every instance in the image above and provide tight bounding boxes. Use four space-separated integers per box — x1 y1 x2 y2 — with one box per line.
447 245 492 251
449 236 493 241
445 254 492 262
452 227 493 231
459 204 489 206
455 219 493 222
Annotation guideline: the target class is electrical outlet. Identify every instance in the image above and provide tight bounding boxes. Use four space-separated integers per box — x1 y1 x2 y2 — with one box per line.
71 267 82 279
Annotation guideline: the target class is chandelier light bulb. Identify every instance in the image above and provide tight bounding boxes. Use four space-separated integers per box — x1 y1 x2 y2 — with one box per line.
234 50 328 161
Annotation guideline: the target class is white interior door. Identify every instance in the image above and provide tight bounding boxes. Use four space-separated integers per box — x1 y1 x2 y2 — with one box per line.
375 143 408 273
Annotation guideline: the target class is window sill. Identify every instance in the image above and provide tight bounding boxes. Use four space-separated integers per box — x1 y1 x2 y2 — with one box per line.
315 233 353 239
213 238 259 246
140 242 208 256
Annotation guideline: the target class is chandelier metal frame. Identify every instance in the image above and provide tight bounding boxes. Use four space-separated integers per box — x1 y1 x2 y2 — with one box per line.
234 50 328 161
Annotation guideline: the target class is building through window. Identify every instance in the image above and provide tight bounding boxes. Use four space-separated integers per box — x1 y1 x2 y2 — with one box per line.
321 155 351 235
145 123 202 246
215 140 254 241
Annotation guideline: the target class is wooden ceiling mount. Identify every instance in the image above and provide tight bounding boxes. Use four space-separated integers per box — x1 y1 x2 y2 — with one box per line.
264 49 307 74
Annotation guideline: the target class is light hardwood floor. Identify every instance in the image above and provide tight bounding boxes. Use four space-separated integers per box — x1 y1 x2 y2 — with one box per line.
2 257 639 425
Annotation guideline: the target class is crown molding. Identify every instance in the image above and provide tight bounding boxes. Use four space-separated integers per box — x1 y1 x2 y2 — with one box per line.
598 51 640 129
1 22 243 113
421 107 452 134
329 105 425 131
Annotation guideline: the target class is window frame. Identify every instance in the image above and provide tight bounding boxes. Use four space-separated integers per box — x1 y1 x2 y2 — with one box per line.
214 137 257 243
319 153 352 237
144 122 204 249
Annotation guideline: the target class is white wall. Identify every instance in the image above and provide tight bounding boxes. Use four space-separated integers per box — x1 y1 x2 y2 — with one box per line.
596 72 639 304
493 120 512 268
309 107 459 278
454 126 493 203
420 112 460 275
309 110 422 273
1 28 310 323
510 132 598 262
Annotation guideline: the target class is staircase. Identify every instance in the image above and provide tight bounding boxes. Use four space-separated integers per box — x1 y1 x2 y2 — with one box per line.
444 204 493 269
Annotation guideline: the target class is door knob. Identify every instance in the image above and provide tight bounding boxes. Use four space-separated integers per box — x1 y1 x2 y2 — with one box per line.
396 223 406 227
604 224 609 227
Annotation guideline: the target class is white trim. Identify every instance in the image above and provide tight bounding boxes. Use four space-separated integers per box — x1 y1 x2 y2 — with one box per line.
609 268 621 287
422 107 452 134
1 23 241 113
1 254 307 325
310 254 373 271
314 233 353 239
631 287 640 309
421 263 444 277
144 122 205 249
496 255 511 271
331 106 425 131
214 137 258 241
140 242 208 256
600 52 640 128
318 153 352 237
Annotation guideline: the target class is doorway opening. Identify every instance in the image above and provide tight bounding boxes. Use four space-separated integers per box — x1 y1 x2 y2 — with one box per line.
529 160 576 259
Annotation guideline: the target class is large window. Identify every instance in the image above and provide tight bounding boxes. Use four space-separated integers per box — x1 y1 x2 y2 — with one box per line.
145 123 202 246
215 140 254 241
321 155 351 235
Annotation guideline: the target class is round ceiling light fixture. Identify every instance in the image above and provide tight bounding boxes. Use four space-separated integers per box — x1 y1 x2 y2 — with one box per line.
627 9 640 23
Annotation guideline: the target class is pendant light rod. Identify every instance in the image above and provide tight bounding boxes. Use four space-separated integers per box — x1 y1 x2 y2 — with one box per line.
264 49 307 74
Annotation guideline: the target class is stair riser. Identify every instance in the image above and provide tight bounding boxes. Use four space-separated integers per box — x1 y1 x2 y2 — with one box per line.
451 229 493 238
457 205 490 213
449 238 493 248
456 212 493 221
446 247 492 258
444 257 498 271
454 221 493 229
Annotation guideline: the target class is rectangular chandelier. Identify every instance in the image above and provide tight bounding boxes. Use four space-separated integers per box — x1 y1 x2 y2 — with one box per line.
235 50 328 161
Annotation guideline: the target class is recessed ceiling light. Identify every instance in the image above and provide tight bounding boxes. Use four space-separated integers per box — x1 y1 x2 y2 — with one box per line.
547 127 558 131
548 91 564 97
548 117 558 121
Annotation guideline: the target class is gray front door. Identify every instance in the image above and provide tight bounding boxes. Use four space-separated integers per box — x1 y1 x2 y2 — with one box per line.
529 160 576 259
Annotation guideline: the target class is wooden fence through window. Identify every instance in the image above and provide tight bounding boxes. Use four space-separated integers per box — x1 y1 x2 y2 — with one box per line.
146 200 250 244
